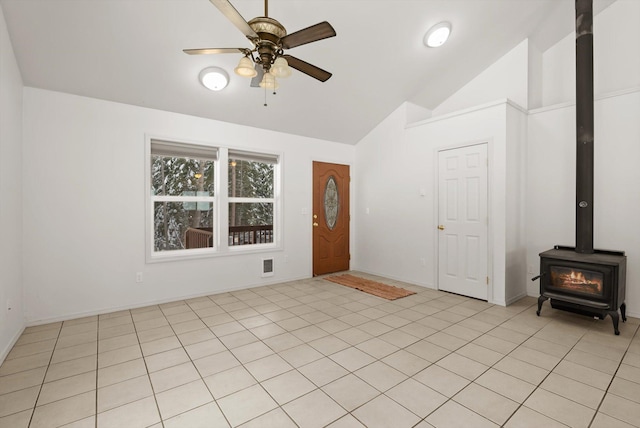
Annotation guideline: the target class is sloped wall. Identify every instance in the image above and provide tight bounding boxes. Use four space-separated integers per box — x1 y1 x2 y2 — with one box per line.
542 0 640 106
431 40 530 116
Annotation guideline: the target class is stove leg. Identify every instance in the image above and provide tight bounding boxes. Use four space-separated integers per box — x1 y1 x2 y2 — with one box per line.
621 303 627 322
609 311 620 335
536 295 548 316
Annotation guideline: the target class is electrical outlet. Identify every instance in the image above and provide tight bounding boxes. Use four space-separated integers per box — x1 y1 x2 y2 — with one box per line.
136 272 143 283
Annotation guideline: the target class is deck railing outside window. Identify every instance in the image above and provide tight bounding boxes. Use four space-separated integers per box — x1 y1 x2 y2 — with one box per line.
185 225 273 249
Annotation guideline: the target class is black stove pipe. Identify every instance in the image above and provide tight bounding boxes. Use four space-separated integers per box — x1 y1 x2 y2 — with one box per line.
575 0 594 254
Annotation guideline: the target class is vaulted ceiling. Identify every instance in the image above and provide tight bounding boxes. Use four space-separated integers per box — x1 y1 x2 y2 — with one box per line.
0 0 615 144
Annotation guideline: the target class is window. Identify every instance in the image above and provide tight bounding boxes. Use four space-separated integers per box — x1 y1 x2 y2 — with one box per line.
228 150 277 247
150 140 216 254
147 138 280 261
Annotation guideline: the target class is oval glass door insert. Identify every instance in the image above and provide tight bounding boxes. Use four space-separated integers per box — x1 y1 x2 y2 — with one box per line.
324 176 339 230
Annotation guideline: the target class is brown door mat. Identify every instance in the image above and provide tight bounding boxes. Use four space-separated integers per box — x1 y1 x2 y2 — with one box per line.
324 274 416 300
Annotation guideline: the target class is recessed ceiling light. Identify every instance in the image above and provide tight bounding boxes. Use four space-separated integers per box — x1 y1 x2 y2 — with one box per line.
199 67 229 91
424 22 452 48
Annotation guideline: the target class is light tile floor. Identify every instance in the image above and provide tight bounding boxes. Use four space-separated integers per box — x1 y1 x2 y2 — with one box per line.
1 272 639 428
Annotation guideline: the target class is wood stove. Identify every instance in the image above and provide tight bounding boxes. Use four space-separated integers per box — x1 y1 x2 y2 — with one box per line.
536 246 626 334
533 0 627 334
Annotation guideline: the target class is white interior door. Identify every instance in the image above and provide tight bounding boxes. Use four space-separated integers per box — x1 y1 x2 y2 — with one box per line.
437 143 488 300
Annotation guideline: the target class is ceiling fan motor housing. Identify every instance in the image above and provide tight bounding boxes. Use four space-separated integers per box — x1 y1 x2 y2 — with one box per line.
248 17 286 70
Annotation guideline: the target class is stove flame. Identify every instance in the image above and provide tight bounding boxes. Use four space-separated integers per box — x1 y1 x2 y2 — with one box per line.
569 270 587 283
550 266 603 296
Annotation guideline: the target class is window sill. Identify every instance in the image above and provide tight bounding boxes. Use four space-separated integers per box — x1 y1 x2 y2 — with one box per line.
146 243 282 264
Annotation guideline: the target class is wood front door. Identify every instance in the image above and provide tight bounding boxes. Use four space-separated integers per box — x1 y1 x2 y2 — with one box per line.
437 143 488 300
313 162 350 276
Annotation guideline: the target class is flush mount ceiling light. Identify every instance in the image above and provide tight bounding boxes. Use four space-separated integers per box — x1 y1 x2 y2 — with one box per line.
199 67 229 91
424 22 452 48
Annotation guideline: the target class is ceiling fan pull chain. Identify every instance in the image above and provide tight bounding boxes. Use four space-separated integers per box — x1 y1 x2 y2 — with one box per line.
264 86 267 107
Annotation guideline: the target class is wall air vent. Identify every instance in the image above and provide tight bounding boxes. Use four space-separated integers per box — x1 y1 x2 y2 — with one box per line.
262 258 274 277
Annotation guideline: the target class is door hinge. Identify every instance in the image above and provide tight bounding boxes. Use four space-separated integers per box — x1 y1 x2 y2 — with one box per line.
486 276 489 285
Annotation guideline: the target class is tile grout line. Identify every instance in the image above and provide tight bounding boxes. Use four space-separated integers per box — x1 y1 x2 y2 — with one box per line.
181 296 237 428
25 323 62 428
94 317 100 428
587 323 640 428
498 319 591 428
3 275 640 428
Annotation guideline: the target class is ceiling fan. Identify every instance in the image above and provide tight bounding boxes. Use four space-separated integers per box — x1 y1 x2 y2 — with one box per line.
184 0 336 89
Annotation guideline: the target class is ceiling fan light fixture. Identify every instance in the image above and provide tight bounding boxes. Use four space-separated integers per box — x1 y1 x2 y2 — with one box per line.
259 73 279 90
234 56 257 77
424 22 451 48
270 57 292 78
199 67 229 91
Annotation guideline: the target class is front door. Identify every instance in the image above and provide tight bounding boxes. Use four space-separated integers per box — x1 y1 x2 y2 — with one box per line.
313 162 350 276
437 144 488 300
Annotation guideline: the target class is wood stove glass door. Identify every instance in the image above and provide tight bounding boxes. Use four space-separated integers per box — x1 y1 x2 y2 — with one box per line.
437 143 488 300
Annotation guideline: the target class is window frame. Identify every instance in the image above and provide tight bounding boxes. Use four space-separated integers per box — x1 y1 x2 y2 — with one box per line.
145 136 282 263
227 149 277 250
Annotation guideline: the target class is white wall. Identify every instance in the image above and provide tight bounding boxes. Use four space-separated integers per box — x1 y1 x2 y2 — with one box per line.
505 104 528 303
526 0 640 317
354 100 527 306
542 0 640 106
526 90 640 316
22 88 355 324
0 5 25 361
431 40 530 117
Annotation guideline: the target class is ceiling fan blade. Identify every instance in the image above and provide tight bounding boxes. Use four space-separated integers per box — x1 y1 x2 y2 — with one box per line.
281 21 336 49
209 0 258 39
282 55 332 82
250 64 264 87
183 48 248 55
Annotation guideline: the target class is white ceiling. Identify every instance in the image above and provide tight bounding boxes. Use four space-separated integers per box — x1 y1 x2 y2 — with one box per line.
0 0 614 144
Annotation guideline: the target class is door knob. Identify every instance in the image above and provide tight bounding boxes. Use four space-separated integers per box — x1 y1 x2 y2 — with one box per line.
437 225 445 230
313 222 319 227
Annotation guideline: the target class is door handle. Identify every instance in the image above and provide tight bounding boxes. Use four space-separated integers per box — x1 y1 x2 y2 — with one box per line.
437 225 445 230
313 222 319 227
